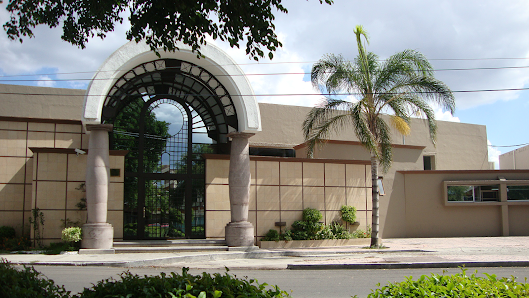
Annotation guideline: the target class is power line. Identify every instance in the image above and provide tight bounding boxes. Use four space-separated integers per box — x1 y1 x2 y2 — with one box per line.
489 142 529 148
2 87 529 98
2 57 529 79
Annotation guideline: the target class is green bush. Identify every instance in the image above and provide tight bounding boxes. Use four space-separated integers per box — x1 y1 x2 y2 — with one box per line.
62 227 82 243
77 268 291 298
340 205 357 224
0 226 16 240
366 268 529 298
302 208 322 223
329 221 352 239
1 236 31 251
0 259 70 298
262 229 281 241
352 226 371 239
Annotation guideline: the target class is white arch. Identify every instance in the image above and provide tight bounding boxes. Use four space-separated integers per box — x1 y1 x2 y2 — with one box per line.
83 41 261 133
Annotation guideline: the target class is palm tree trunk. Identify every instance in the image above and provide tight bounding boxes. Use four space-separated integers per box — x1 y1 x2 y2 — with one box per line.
370 155 380 247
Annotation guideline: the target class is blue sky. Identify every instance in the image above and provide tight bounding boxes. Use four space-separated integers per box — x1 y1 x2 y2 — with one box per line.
1 0 528 167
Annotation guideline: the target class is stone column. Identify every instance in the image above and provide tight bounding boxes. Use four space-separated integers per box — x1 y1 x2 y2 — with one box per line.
225 132 255 247
81 124 114 250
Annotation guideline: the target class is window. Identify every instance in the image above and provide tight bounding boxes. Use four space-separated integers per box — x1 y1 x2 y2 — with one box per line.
447 185 499 202
423 155 435 170
507 185 529 201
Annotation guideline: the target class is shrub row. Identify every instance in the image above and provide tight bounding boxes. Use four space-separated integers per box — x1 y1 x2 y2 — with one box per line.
1 259 291 298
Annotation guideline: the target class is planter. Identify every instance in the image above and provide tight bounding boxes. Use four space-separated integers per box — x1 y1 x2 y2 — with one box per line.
259 238 370 249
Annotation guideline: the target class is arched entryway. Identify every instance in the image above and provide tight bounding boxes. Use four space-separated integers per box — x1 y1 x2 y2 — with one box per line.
102 59 238 239
82 41 261 247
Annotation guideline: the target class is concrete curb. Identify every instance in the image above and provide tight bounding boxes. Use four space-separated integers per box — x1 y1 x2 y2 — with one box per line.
4 249 428 267
287 261 529 270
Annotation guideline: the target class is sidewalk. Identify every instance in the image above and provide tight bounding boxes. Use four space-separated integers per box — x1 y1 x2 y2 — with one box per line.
2 237 529 270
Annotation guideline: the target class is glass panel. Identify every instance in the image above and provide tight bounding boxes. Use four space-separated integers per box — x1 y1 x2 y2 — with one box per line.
447 185 474 202
145 179 186 238
123 177 139 239
507 185 529 201
447 185 500 202
191 178 205 238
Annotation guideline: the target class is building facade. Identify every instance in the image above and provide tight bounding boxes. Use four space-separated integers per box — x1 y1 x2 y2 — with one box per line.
1 42 528 246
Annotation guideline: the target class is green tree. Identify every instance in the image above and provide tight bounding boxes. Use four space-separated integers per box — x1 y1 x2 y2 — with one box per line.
303 25 455 247
4 0 332 61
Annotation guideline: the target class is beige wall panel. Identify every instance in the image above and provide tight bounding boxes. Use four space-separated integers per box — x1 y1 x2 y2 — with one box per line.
24 185 32 210
0 211 24 236
55 133 81 149
403 173 503 238
249 185 256 210
346 164 366 187
205 159 229 184
109 156 125 183
0 130 27 156
325 210 342 225
25 158 33 182
205 184 230 211
281 211 302 231
36 153 67 181
205 210 230 238
325 163 345 186
256 210 281 237
41 210 65 240
303 186 325 210
0 121 27 130
280 162 302 186
67 154 87 181
35 181 66 209
346 187 367 211
66 182 85 210
0 184 25 210
247 210 257 239
303 163 324 186
356 210 371 231
27 131 54 155
325 187 346 211
0 157 27 183
108 182 124 210
56 124 82 133
28 122 54 132
108 210 124 238
256 185 280 210
65 210 87 227
280 186 303 210
255 161 279 185
81 134 89 149
508 206 529 236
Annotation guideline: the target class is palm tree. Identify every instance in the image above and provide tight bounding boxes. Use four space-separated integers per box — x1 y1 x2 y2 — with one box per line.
303 25 455 247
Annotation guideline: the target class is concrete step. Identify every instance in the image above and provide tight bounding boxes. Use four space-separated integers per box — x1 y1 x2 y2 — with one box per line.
112 239 229 253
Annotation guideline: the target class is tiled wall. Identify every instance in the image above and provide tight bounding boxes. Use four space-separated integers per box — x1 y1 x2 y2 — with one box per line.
31 150 125 244
0 117 124 244
205 156 372 241
0 118 85 239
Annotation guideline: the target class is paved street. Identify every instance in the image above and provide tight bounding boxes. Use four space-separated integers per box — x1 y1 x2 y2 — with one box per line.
32 266 529 298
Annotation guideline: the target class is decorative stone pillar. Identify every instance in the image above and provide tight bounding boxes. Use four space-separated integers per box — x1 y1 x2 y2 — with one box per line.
225 132 255 247
81 124 114 250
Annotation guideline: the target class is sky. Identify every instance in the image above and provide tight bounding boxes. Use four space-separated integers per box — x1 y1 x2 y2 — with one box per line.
1 0 529 167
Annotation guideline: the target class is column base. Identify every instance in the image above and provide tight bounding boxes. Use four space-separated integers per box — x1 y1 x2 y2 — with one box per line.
81 223 114 249
225 221 254 247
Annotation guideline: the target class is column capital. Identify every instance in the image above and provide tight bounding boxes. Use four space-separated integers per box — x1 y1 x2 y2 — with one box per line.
86 124 114 132
227 132 255 140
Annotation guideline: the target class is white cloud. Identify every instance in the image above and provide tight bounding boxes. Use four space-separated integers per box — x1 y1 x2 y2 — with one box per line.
434 107 460 122
36 75 56 87
488 140 501 169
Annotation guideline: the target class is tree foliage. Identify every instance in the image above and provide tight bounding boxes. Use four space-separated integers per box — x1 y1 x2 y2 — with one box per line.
303 25 455 247
3 0 333 60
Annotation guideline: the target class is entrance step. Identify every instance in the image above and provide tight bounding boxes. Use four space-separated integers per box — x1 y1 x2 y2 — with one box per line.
113 239 229 253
